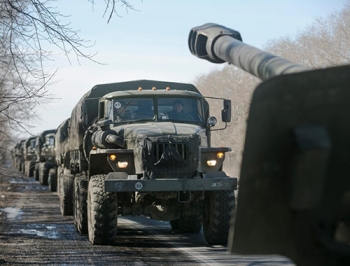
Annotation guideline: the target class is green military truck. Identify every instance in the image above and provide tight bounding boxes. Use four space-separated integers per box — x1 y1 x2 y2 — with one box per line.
23 136 37 177
12 140 25 172
53 118 71 209
34 129 57 187
60 80 237 245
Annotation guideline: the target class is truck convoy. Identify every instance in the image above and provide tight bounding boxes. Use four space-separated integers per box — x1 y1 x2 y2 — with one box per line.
54 79 237 245
188 23 350 265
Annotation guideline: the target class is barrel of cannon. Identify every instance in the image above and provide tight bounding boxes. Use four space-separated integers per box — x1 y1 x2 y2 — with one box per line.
188 23 350 265
188 23 310 80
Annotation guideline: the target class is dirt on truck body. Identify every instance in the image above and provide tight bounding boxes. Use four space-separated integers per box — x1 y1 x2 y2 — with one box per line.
58 79 237 245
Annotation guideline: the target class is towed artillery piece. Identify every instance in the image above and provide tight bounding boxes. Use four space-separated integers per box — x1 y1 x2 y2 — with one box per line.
189 23 350 266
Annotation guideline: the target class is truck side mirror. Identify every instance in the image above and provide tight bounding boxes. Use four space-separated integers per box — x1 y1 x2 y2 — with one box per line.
221 99 231 122
96 119 113 127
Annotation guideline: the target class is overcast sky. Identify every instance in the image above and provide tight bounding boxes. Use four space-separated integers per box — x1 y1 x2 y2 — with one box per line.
26 0 348 137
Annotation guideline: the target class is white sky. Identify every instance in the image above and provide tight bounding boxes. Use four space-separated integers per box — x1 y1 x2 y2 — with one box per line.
26 0 348 137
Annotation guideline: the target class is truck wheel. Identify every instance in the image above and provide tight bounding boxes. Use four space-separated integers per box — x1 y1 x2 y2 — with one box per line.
48 168 57 192
39 163 48 185
74 173 88 234
88 175 118 245
169 220 179 230
34 164 39 181
24 161 31 176
60 174 74 216
29 162 35 177
56 166 63 198
22 162 25 174
177 202 203 233
203 190 235 245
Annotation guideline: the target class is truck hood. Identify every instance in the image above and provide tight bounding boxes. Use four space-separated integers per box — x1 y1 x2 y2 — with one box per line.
113 122 206 140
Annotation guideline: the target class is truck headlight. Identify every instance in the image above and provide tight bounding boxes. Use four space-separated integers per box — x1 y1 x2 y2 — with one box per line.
109 154 117 161
117 161 128 169
216 152 224 159
207 160 217 167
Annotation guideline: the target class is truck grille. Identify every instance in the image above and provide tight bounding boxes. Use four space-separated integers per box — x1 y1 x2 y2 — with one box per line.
141 135 199 179
154 143 187 162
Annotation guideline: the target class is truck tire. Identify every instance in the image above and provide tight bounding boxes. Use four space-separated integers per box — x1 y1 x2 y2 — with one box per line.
74 173 88 234
39 163 48 185
48 168 57 192
203 190 235 245
178 202 203 233
88 175 118 245
34 164 39 181
24 161 31 177
29 162 35 177
56 166 63 198
60 174 74 216
169 220 179 230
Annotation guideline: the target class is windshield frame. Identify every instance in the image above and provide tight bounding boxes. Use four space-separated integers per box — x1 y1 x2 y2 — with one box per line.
107 96 205 125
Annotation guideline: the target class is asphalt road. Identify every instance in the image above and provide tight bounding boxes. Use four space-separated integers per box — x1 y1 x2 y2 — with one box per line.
0 168 295 265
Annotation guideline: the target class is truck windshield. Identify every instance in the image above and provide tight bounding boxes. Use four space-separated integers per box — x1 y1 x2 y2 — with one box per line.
111 97 203 124
157 97 203 123
113 98 155 123
46 135 55 146
30 140 36 148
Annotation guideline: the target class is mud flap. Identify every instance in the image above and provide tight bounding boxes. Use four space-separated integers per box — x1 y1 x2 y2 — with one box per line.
229 66 350 265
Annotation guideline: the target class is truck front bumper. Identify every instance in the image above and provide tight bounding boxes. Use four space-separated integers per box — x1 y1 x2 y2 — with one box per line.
105 171 237 192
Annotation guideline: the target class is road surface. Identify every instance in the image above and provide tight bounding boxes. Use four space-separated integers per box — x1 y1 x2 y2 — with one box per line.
0 168 294 265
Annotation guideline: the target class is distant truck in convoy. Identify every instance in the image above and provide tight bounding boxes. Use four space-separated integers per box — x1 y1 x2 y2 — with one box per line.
12 140 25 172
54 118 71 210
23 136 37 177
34 129 57 187
59 80 237 245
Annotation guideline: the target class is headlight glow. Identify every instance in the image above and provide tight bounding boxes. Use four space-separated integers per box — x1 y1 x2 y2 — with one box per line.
109 154 117 161
217 152 224 159
207 160 217 167
117 161 128 168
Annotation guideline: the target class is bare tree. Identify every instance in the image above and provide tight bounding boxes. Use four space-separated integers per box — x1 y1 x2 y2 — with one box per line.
88 0 139 23
264 1 350 68
0 0 138 168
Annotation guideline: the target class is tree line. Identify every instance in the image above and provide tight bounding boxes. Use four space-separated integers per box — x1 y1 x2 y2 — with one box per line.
0 0 136 169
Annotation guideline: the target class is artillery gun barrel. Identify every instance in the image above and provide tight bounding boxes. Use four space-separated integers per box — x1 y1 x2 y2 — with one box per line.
188 23 310 80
